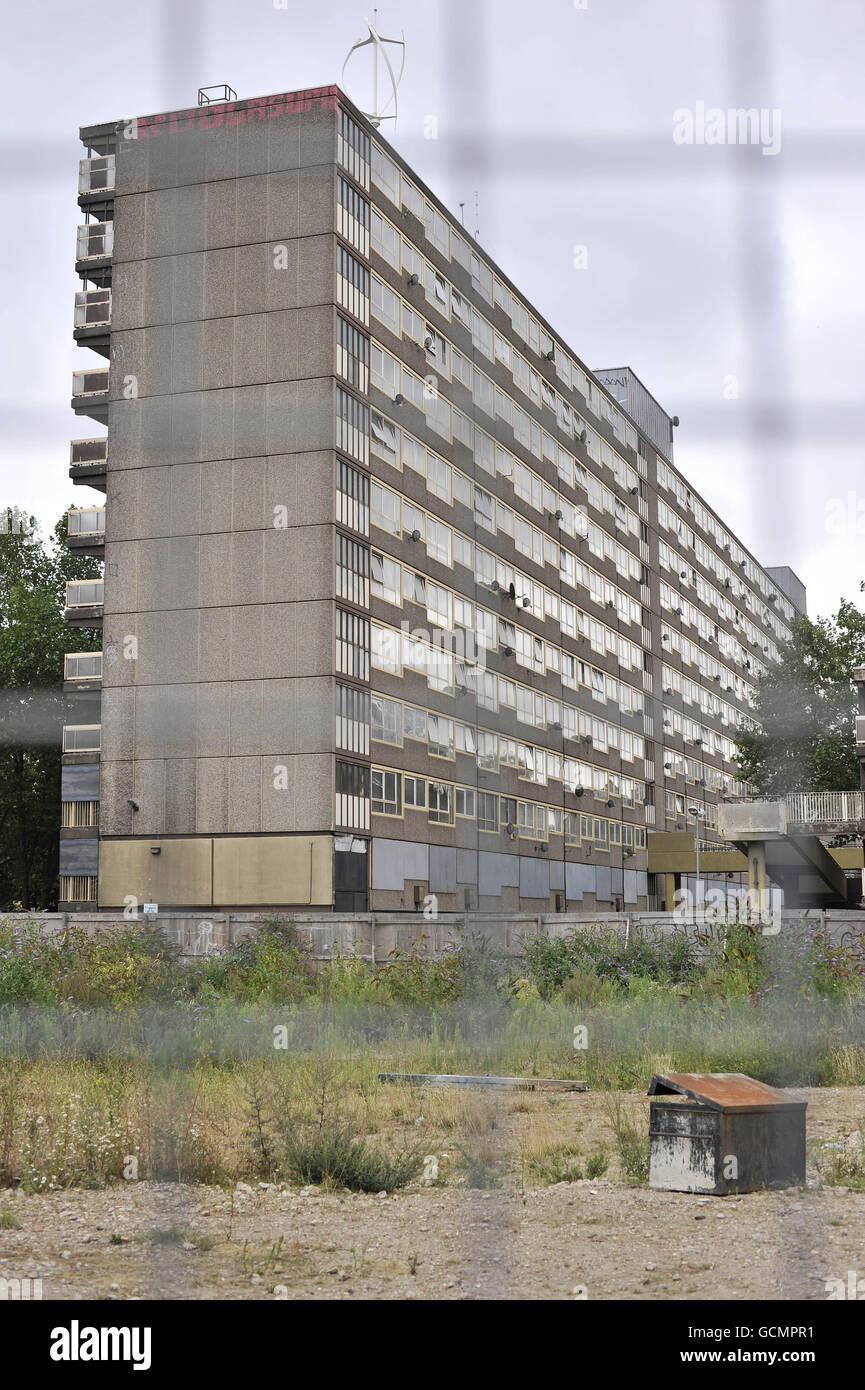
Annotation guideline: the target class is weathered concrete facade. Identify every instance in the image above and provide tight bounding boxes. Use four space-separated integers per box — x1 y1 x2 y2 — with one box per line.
63 85 805 916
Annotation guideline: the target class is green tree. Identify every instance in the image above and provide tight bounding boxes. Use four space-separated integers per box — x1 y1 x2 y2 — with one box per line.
0 508 101 909
735 588 865 797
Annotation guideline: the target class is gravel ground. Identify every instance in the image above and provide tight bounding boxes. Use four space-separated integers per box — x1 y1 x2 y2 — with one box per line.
1 1086 863 1301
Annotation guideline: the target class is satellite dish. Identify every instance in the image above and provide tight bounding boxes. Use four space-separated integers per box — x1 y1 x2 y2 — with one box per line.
342 14 406 128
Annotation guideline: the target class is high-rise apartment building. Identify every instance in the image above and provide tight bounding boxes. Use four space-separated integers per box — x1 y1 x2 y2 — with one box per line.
59 84 805 915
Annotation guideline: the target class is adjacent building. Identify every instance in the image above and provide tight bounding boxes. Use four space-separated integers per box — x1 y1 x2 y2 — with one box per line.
59 84 806 915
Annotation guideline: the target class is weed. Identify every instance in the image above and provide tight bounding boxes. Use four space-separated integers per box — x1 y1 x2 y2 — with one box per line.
585 1149 609 1179
282 1124 423 1192
604 1094 649 1183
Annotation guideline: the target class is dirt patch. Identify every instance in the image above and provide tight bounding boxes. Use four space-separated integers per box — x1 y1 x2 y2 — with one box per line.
1 1086 863 1300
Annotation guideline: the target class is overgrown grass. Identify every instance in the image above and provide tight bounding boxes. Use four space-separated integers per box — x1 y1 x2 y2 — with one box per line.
604 1094 650 1184
814 1123 865 1190
282 1126 423 1192
0 916 864 1192
3 915 864 1012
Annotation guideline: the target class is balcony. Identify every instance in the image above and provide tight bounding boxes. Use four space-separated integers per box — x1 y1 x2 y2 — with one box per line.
65 578 103 627
62 724 101 754
71 368 109 423
59 874 98 905
76 220 113 286
64 650 103 692
69 437 107 491
67 506 105 557
73 288 111 354
784 790 865 834
78 155 114 219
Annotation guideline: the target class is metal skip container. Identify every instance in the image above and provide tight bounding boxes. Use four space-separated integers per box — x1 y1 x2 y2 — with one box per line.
647 1072 807 1195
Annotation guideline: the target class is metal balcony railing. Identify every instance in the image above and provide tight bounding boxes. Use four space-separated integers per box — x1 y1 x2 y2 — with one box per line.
65 579 103 608
74 288 111 329
79 155 115 194
76 221 114 260
64 652 102 681
62 724 101 754
67 507 105 537
784 791 864 825
72 368 109 398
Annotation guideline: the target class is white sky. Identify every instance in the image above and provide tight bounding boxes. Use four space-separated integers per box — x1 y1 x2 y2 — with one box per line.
1 0 863 621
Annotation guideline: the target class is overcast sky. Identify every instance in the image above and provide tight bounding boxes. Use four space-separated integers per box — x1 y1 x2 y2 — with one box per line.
1 0 863 621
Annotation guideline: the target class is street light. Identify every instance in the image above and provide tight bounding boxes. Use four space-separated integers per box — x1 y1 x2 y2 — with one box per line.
688 805 707 916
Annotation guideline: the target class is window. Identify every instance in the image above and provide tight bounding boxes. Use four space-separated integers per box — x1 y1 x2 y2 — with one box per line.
335 759 370 829
336 386 369 465
336 608 369 680
427 454 452 502
338 110 370 189
470 251 493 302
336 534 369 607
471 310 494 360
425 388 451 440
371 621 401 674
512 299 529 341
428 782 454 824
336 684 370 754
424 201 450 257
66 579 103 607
371 208 400 267
426 516 452 566
478 792 498 833
425 268 450 316
371 482 400 535
337 175 370 253
474 487 495 533
370 410 398 464
371 143 400 204
428 714 454 759
404 705 427 740
336 244 370 324
404 775 426 808
494 279 511 313
336 458 369 535
455 787 475 818
372 768 402 816
371 274 400 337
518 802 536 838
401 176 423 219
451 229 471 271
370 550 400 604
425 323 450 373
451 289 471 330
402 302 424 345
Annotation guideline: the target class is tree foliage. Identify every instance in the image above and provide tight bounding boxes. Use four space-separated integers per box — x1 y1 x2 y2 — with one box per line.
735 589 865 797
0 509 101 909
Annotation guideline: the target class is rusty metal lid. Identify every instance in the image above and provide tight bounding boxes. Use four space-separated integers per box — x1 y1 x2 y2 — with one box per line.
648 1072 807 1113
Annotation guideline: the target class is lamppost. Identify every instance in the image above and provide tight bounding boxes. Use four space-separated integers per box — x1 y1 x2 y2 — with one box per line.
688 805 706 919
